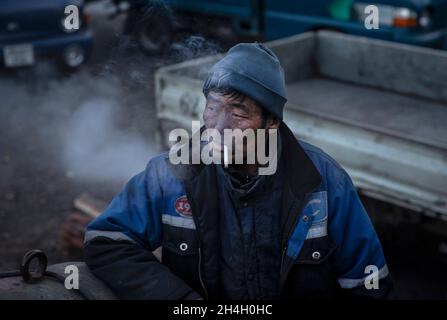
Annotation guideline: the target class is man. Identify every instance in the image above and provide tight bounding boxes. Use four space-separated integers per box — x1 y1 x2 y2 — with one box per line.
83 43 391 300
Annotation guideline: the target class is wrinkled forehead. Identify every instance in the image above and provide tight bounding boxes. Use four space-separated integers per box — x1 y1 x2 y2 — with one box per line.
206 91 262 114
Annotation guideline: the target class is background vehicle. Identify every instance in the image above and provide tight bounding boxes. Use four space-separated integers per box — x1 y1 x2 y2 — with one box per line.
0 0 93 71
119 0 447 54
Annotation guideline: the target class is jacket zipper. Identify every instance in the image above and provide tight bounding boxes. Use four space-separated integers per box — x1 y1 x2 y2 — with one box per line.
198 247 209 300
185 190 209 300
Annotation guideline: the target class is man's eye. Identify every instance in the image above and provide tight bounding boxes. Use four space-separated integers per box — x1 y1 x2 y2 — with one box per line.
232 113 246 119
206 106 215 111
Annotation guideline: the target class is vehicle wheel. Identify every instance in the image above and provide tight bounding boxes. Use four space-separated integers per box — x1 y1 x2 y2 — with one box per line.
136 15 172 55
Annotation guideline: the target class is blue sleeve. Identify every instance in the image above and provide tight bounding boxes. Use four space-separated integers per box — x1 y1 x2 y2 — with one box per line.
85 158 164 249
328 171 392 298
83 157 200 299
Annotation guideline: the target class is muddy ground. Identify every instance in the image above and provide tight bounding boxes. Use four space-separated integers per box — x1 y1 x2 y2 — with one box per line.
0 2 446 299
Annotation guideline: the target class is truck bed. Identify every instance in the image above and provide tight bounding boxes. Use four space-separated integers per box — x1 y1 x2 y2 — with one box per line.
286 77 447 150
155 31 447 217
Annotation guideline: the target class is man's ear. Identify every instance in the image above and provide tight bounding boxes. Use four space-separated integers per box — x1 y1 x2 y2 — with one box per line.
265 117 280 131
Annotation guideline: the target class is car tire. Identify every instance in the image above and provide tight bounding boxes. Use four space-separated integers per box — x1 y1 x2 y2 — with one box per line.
135 14 172 55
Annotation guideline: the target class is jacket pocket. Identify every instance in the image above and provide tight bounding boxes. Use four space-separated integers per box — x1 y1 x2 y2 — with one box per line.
161 224 201 293
283 236 340 299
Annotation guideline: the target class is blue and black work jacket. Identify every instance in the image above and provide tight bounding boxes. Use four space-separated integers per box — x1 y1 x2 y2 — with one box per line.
84 123 392 300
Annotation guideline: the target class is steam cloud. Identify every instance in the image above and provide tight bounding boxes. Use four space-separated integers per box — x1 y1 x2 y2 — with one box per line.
63 97 156 183
0 62 156 185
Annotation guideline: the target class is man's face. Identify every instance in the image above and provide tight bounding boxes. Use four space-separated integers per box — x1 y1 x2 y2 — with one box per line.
202 91 277 163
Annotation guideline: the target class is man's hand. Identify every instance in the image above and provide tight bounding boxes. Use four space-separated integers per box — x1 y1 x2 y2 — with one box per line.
59 211 92 257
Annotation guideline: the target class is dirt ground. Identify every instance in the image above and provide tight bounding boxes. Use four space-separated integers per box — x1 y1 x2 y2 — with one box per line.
0 2 446 299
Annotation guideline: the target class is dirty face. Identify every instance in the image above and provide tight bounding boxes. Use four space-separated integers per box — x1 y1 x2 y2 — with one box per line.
202 91 278 163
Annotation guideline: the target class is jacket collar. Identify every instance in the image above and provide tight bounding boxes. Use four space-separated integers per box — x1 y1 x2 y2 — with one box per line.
277 122 322 249
279 122 322 197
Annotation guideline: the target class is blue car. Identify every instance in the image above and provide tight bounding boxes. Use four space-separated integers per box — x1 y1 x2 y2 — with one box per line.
0 0 92 70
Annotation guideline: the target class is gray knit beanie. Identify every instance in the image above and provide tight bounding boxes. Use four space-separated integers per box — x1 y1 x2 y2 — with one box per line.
203 43 287 120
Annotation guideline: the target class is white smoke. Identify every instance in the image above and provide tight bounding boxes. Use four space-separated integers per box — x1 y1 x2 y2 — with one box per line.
62 97 156 182
0 64 156 186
